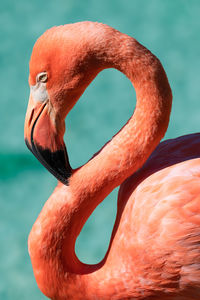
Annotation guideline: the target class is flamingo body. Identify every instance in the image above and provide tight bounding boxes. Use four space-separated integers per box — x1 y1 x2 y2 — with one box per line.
24 22 200 299
115 134 200 299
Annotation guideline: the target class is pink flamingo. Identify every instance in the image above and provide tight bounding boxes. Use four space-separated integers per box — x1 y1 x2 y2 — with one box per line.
24 22 200 299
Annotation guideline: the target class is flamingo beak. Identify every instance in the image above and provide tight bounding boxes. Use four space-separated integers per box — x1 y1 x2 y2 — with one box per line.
24 94 72 185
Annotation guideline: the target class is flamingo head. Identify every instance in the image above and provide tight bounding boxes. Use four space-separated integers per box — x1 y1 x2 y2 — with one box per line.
24 23 103 184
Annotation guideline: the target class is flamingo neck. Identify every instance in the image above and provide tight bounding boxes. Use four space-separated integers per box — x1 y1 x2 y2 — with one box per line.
28 29 172 299
63 35 172 271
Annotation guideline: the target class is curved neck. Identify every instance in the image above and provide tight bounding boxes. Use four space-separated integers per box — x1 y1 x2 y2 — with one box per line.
28 30 172 299
64 34 172 270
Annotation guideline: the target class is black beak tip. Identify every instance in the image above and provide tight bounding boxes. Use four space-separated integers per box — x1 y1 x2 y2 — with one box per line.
25 138 33 153
25 138 72 185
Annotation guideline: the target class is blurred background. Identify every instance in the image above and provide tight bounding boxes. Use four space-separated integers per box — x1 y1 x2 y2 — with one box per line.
1 0 200 299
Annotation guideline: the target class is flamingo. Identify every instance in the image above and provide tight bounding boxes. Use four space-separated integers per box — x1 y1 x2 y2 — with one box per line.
24 21 200 300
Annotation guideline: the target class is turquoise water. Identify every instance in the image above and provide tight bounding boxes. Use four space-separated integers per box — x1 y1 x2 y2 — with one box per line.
1 0 200 299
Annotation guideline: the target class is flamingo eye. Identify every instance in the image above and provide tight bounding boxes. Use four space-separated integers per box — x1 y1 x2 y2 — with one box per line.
37 72 48 83
31 72 49 103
